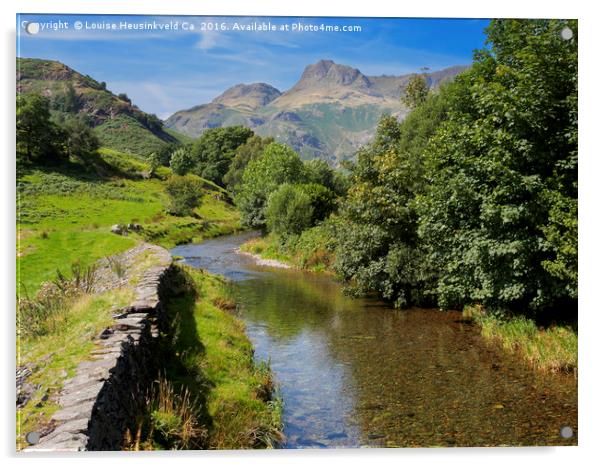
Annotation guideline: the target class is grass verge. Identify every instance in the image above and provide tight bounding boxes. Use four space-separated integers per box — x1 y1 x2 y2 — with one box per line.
240 223 336 273
126 264 283 450
17 284 135 449
464 305 578 373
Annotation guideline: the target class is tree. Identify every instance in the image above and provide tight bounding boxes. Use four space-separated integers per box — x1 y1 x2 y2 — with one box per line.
118 93 131 104
170 147 195 175
165 175 203 217
402 73 429 109
189 126 253 185
298 183 336 225
223 135 274 194
61 116 100 159
17 93 64 164
148 152 161 178
333 100 448 308
266 184 314 236
236 142 306 229
417 19 578 315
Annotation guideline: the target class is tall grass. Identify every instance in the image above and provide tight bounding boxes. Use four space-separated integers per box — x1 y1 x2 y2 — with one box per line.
123 377 207 450
465 305 577 373
153 265 284 449
18 262 99 338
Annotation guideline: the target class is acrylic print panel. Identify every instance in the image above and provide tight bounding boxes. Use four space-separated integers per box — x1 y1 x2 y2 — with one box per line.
16 14 578 451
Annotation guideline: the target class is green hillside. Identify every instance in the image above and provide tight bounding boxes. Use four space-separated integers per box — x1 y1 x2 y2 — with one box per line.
17 148 240 295
17 57 184 157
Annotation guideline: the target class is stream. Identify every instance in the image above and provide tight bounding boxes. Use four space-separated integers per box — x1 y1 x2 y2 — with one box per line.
172 232 577 448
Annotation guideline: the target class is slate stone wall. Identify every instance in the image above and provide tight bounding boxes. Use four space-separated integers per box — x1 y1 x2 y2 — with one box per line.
26 245 172 452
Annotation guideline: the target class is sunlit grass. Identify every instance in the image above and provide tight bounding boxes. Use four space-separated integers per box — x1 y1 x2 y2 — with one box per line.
17 147 241 294
17 287 135 449
465 305 578 373
161 266 283 449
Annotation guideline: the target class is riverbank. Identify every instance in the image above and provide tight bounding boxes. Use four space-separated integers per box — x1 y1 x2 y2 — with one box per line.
238 227 334 273
140 264 283 449
464 305 578 374
241 232 578 376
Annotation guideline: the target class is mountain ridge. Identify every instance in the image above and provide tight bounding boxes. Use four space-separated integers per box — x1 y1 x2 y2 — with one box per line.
165 59 467 164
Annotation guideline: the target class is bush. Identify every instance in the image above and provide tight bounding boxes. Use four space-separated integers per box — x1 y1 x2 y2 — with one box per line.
165 175 203 217
297 183 336 224
265 184 313 236
169 147 195 176
236 142 306 229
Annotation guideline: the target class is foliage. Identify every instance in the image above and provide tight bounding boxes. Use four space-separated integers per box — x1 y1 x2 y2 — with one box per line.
169 146 195 175
297 183 336 224
402 73 429 109
416 19 578 315
60 116 100 159
17 93 65 164
164 175 204 217
236 142 306 229
188 126 254 184
333 97 449 307
224 135 274 194
333 19 577 318
148 152 161 178
265 184 314 236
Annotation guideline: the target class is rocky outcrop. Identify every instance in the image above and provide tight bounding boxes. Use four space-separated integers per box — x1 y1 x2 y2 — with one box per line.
25 244 172 452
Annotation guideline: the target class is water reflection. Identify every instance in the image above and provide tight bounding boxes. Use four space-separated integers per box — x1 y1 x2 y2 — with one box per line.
172 233 577 448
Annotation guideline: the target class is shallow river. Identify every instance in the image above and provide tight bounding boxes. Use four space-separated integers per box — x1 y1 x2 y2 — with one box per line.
172 232 577 448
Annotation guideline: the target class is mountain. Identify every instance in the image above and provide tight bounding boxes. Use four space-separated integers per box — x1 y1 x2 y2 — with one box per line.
165 60 467 165
17 58 184 156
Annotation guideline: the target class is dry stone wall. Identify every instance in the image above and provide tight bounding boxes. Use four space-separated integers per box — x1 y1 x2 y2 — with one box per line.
26 244 172 452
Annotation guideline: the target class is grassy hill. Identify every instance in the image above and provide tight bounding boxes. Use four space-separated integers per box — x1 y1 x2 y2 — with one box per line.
17 57 184 157
17 148 240 296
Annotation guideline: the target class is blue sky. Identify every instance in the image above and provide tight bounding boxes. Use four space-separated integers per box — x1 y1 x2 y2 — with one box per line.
17 15 489 119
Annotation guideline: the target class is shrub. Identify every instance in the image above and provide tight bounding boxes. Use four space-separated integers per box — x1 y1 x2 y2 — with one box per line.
169 147 195 176
265 184 313 236
236 142 306 229
165 175 203 217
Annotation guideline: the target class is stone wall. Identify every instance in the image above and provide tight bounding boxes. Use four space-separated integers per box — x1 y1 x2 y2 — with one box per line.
26 244 172 451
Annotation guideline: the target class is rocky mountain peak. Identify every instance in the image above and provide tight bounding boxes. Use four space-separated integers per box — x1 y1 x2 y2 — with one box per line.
212 82 282 109
296 59 370 88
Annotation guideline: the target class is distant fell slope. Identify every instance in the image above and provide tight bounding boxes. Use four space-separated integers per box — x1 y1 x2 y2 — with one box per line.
17 57 183 156
165 59 467 165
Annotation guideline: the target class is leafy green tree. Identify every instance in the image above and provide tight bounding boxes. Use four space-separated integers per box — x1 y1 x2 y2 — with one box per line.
224 135 274 194
17 93 64 164
148 152 161 177
298 183 336 225
170 147 195 175
333 101 448 307
61 116 100 159
266 184 314 236
402 73 429 109
165 175 203 217
417 19 578 314
189 126 253 185
236 142 306 228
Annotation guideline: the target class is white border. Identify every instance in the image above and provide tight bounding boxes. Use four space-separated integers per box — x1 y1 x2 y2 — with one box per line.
3 1 601 465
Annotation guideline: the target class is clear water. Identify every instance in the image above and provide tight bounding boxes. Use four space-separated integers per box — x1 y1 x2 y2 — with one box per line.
172 232 577 448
